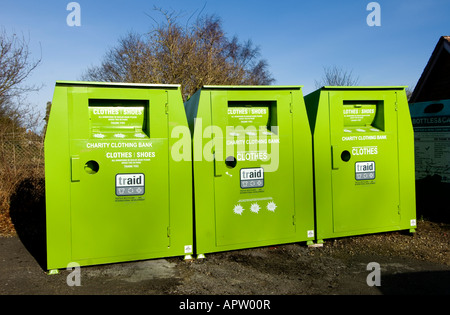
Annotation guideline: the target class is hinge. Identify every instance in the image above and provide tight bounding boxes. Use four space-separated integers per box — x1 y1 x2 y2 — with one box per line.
167 226 171 247
292 215 296 225
289 92 293 113
398 204 401 215
394 101 398 111
165 91 169 114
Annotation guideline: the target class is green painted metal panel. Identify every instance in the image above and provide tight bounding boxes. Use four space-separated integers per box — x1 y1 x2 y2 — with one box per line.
185 86 315 255
304 86 416 242
45 81 193 270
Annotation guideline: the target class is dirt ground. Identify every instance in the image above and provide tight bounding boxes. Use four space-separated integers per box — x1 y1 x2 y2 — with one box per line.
0 219 449 297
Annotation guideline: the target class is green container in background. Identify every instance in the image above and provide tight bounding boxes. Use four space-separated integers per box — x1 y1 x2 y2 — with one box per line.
185 85 315 256
45 81 193 270
304 86 416 243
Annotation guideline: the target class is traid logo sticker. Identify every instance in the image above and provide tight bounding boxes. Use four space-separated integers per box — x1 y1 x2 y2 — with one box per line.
355 161 375 180
240 167 264 189
115 173 145 196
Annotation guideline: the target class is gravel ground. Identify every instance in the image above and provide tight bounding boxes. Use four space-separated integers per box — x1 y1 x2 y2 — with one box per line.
1 219 449 296
170 220 450 295
2 175 449 298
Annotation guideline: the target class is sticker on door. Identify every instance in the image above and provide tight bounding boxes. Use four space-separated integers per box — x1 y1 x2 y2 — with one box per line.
116 173 145 196
240 167 264 188
355 161 375 180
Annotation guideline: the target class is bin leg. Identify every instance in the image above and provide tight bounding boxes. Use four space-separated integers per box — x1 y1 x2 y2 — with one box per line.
308 239 324 248
47 269 59 275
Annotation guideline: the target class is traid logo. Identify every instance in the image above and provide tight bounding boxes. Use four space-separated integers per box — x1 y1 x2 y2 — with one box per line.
240 167 264 189
355 161 375 180
115 173 145 196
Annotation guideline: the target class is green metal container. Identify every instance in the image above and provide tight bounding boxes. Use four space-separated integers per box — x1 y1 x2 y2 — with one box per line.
185 85 315 255
304 86 417 243
45 81 193 270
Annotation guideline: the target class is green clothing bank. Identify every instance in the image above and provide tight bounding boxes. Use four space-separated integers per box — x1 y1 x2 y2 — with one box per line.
304 86 416 243
184 86 316 255
45 81 193 271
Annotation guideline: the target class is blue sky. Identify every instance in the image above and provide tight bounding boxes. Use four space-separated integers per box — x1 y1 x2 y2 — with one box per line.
1 0 449 126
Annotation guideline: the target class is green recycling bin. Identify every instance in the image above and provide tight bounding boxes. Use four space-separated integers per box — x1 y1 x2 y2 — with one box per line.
304 86 416 243
45 81 193 270
185 85 315 256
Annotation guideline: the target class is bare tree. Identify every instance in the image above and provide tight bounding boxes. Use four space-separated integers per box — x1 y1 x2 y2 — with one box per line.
0 28 41 111
0 28 43 237
0 28 42 139
82 9 274 100
315 65 360 88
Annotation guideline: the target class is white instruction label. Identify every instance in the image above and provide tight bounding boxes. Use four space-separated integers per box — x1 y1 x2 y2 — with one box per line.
184 245 193 254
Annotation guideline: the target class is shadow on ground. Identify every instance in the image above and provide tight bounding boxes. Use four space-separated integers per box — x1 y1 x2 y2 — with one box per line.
378 270 450 294
416 176 450 224
9 177 47 270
